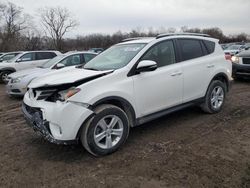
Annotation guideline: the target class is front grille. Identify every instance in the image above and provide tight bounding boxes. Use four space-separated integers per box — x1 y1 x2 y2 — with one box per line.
36 89 57 100
243 58 250 65
11 89 21 93
24 103 42 117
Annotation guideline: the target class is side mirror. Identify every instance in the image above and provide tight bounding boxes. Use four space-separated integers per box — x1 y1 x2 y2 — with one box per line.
16 59 21 63
136 60 157 73
0 58 3 62
56 63 65 69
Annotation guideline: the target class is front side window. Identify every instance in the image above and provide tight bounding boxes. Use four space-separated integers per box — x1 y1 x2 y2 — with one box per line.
84 54 96 63
178 39 203 61
141 40 176 67
84 43 146 71
60 54 82 66
19 53 35 62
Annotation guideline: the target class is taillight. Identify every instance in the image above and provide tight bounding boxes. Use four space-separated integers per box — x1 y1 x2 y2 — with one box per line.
225 54 232 61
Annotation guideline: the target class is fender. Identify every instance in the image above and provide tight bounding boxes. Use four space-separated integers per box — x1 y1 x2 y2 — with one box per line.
0 67 16 72
210 72 231 92
90 96 137 127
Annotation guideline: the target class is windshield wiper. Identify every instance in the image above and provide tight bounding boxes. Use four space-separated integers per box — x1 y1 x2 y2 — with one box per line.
83 67 100 71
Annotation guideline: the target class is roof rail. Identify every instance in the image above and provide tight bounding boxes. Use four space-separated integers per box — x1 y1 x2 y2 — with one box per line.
121 37 152 42
156 32 211 39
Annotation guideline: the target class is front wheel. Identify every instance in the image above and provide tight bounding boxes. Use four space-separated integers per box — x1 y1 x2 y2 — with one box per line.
0 71 12 84
201 80 226 114
81 104 130 156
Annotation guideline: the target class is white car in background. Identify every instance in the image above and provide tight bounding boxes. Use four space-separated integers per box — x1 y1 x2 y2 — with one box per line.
6 51 97 96
0 51 61 83
224 45 245 56
0 51 22 62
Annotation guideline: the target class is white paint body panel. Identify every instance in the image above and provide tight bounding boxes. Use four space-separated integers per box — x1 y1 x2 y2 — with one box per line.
23 35 232 141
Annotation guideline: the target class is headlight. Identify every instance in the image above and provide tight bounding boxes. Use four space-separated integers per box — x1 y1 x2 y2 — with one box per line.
11 75 27 83
58 87 81 101
11 77 22 83
231 56 240 64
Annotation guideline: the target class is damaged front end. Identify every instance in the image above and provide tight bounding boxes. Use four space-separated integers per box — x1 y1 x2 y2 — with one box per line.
22 102 76 145
22 71 112 144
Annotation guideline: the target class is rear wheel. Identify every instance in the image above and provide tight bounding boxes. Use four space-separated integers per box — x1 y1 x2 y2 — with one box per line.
201 80 226 114
81 104 130 156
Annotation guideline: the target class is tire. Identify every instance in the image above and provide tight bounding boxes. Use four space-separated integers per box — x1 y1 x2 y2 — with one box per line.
201 80 226 114
81 104 130 156
0 70 12 84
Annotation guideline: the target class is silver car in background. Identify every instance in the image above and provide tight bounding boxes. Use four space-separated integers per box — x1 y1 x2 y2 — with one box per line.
6 51 97 96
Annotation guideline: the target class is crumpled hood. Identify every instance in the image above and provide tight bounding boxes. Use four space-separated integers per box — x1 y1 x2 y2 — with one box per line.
9 68 48 79
238 50 250 57
28 67 113 88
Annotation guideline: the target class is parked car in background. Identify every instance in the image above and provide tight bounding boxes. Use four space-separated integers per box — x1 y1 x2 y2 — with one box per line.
22 33 232 156
6 51 97 96
224 45 245 56
0 52 22 62
232 49 250 79
220 43 232 50
89 48 104 53
0 51 61 83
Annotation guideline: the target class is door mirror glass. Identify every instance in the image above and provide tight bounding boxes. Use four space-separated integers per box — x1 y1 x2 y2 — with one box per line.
136 60 157 73
16 58 21 63
56 63 65 69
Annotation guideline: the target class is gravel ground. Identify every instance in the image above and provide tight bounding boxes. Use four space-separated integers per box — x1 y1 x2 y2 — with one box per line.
1 80 250 188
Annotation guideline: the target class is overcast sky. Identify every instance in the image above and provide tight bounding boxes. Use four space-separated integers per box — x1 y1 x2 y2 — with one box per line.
4 0 250 37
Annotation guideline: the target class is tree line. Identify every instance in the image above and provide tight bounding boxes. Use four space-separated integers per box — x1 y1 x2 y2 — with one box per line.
0 1 249 53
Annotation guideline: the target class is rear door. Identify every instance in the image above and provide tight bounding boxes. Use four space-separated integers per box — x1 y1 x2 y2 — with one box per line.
177 39 215 102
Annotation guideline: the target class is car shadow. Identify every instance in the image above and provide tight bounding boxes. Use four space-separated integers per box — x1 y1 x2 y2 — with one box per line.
28 106 203 163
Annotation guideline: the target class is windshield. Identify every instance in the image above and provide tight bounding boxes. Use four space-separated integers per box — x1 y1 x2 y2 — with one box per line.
41 55 65 68
227 45 241 50
84 43 146 71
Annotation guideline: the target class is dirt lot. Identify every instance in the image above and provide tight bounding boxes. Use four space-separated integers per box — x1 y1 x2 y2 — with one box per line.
0 81 250 188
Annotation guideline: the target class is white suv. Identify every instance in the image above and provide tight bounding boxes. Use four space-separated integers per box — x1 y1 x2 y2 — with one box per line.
22 33 232 156
0 51 61 83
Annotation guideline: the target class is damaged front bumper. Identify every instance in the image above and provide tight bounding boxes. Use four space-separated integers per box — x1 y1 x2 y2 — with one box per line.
22 102 76 145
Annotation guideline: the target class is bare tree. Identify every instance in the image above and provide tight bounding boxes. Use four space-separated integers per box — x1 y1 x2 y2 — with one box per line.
39 7 78 51
0 2 29 51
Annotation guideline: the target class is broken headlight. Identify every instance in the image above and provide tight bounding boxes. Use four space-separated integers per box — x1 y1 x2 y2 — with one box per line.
57 87 81 101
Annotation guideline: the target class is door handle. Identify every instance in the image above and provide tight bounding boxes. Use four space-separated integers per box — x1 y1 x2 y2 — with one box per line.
171 71 182 76
207 64 215 68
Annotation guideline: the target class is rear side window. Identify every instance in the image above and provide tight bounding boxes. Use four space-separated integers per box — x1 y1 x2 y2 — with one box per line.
36 52 56 60
178 39 203 61
141 40 176 67
203 40 215 54
84 54 96 63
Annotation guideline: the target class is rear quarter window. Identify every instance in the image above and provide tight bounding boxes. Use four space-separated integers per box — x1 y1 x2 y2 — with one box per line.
203 40 216 54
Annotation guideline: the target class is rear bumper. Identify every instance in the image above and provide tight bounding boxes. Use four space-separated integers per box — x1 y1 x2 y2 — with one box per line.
22 102 76 145
232 63 250 77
